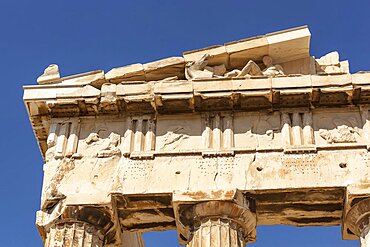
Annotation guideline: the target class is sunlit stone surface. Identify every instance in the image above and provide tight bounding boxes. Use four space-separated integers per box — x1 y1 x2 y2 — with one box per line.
24 26 370 246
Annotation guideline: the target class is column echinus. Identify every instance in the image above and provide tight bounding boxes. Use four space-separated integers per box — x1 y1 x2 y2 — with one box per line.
174 191 257 247
345 198 370 247
36 203 116 247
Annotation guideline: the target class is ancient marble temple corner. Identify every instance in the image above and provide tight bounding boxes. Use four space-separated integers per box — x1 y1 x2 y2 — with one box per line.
24 25 370 246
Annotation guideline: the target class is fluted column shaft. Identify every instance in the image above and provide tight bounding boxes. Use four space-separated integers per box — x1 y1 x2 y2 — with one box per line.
177 200 256 247
45 221 103 247
361 226 370 247
187 218 244 247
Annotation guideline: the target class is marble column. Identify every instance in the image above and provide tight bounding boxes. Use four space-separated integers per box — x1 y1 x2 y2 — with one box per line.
345 198 370 247
181 201 256 247
187 218 244 247
361 226 370 247
45 221 103 247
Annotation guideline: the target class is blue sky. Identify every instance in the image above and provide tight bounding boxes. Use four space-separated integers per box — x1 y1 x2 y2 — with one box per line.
1 0 369 246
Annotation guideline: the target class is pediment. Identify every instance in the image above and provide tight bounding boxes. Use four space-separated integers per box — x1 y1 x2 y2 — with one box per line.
184 25 310 68
105 26 313 83
36 26 349 86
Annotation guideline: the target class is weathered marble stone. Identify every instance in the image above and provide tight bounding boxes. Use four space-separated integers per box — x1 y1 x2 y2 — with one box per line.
144 56 185 81
361 227 370 247
45 221 103 247
24 26 370 247
186 218 244 247
38 64 60 84
316 51 350 74
106 63 145 83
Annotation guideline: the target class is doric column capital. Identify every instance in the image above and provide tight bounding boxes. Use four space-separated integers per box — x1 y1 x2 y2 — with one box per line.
345 198 370 237
173 190 256 245
36 201 119 246
181 201 256 243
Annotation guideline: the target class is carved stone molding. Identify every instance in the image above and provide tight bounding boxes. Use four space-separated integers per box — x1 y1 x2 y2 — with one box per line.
46 119 81 161
281 111 314 152
202 112 234 155
122 115 156 159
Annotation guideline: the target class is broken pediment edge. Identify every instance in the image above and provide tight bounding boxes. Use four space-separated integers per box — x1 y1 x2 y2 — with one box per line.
35 26 351 88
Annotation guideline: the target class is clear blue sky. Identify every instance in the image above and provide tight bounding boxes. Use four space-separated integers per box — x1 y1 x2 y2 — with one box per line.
1 0 369 246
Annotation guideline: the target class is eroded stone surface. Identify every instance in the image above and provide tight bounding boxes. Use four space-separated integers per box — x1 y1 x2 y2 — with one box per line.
45 221 103 247
38 64 60 84
186 218 245 247
316 51 349 74
24 26 370 247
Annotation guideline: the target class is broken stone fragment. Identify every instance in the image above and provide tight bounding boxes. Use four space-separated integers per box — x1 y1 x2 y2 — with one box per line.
319 125 359 144
37 64 60 84
85 133 100 144
317 51 340 66
316 51 349 74
61 70 106 87
97 132 121 158
144 57 185 81
106 63 145 83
